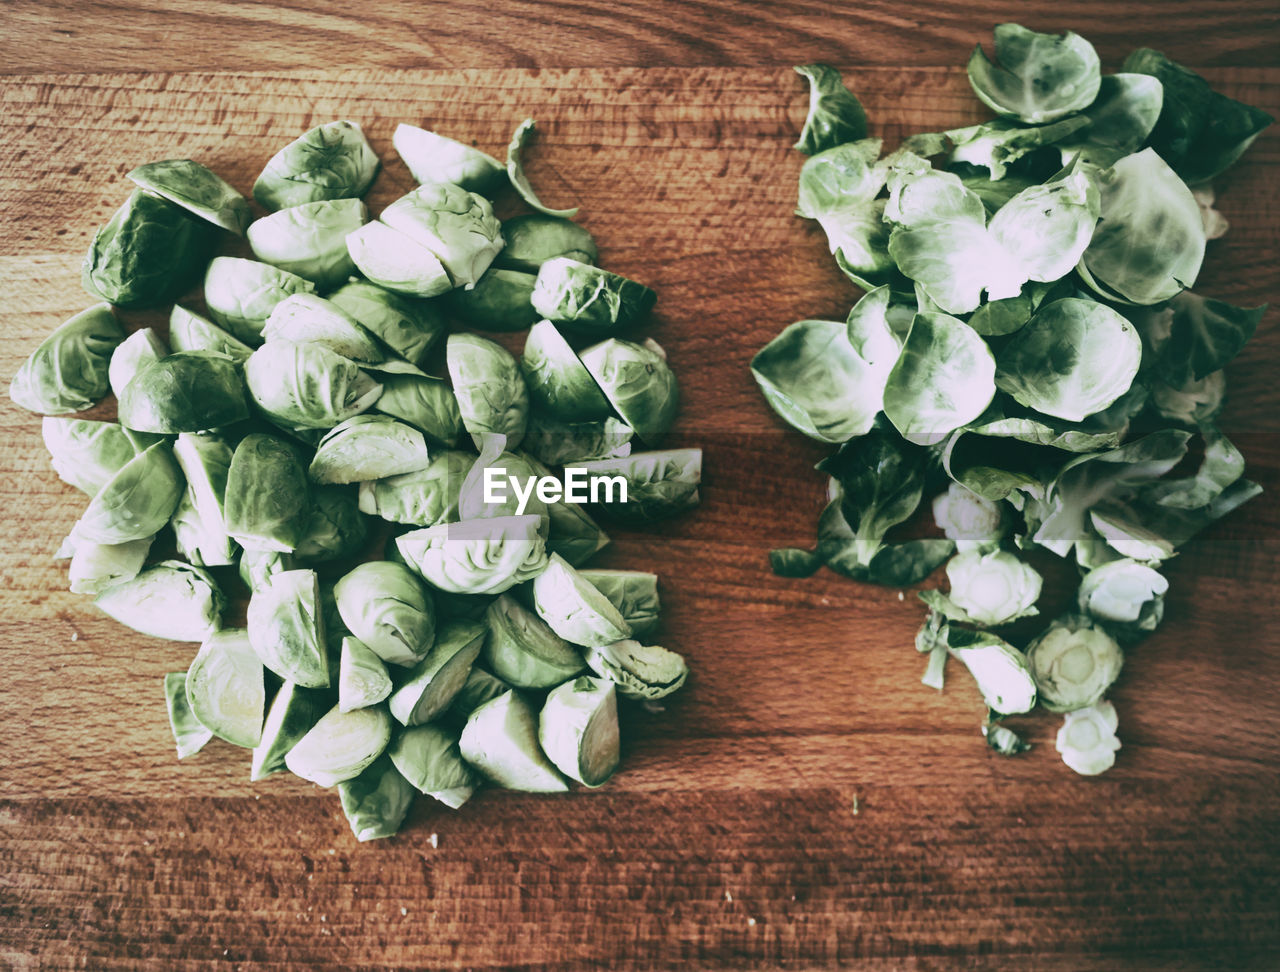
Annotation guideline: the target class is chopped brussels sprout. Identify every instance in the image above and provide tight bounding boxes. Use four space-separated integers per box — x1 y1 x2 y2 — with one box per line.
164 672 214 759
118 352 249 433
532 554 632 648
446 333 530 450
922 550 1042 627
339 637 394 713
40 417 159 497
309 414 430 484
386 618 486 726
127 158 252 235
521 319 613 422
1056 700 1121 775
359 449 470 527
108 328 167 399
293 486 367 565
459 691 568 793
185 628 265 748
494 214 598 273
578 570 660 639
262 294 385 363
284 703 392 788
523 413 633 467
247 198 367 288
67 534 152 595
393 123 506 194
246 569 329 688
168 305 254 365
565 449 701 522
203 256 317 345
345 221 454 298
75 442 183 545
388 724 477 809
250 680 328 781
579 338 678 444
245 341 383 431
397 515 548 596
9 304 124 415
338 754 417 841
172 432 236 568
530 258 655 334
442 267 540 332
328 280 447 368
225 434 311 552
370 374 463 447
94 560 224 641
1077 559 1168 639
983 723 1031 756
82 189 215 308
254 120 379 211
1026 614 1124 712
483 594 585 689
539 676 620 787
381 183 504 290
335 561 436 667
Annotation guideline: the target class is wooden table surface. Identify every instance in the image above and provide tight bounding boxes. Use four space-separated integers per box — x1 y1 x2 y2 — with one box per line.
2 3 1278 969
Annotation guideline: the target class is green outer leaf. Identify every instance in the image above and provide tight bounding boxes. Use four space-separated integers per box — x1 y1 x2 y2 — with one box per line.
883 313 996 442
793 64 868 155
769 548 822 578
817 436 928 567
967 24 1101 124
506 118 579 218
1057 74 1165 167
1124 48 1274 184
1156 292 1266 385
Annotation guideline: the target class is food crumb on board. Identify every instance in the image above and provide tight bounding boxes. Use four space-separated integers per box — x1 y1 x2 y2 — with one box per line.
897 591 904 601
429 833 439 848
724 890 733 902
400 907 408 916
747 917 757 927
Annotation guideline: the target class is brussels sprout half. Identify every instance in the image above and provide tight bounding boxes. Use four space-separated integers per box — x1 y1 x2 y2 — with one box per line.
10 304 124 415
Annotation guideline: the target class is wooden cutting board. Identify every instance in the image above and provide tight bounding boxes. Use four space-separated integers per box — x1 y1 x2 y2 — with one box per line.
1 3 1277 968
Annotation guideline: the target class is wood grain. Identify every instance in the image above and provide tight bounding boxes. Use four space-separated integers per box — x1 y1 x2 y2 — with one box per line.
2 5 1279 969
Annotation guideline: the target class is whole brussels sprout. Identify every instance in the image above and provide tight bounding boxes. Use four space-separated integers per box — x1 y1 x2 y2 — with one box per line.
9 304 124 415
82 190 215 308
253 120 379 211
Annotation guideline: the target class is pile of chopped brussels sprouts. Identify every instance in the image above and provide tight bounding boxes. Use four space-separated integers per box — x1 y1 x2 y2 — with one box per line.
757 25 1271 775
13 117 699 840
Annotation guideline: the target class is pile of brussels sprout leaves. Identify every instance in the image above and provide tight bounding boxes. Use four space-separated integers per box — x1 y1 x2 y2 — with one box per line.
756 26 1272 775
11 117 701 841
